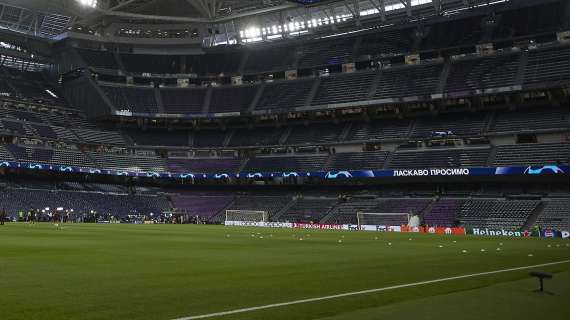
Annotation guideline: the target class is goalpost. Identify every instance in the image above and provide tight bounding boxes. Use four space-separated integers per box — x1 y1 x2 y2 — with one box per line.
356 212 412 230
225 210 268 226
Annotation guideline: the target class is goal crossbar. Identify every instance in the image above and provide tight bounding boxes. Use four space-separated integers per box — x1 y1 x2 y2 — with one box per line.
356 212 410 229
225 210 268 223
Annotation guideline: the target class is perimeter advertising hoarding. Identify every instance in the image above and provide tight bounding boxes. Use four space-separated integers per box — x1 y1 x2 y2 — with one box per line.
1 160 568 181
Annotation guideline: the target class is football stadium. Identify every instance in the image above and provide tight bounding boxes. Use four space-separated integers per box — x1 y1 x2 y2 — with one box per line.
0 0 570 319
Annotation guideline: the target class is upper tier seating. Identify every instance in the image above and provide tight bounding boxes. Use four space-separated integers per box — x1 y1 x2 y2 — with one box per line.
490 107 570 133
243 155 327 173
193 130 228 148
127 129 188 147
356 29 412 59
101 85 158 113
524 45 570 85
186 52 243 75
256 79 314 110
244 46 298 73
229 127 283 147
87 152 167 172
78 48 119 69
446 53 520 92
373 63 442 99
325 151 389 171
493 143 570 166
389 147 491 169
5 145 93 167
458 199 539 230
412 112 488 138
209 85 259 113
297 38 356 69
161 88 206 114
346 119 411 141
121 54 179 74
0 145 15 160
73 128 126 145
168 158 242 174
286 123 343 145
312 71 376 105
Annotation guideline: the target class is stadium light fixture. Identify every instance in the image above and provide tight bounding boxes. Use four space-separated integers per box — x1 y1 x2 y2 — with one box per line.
77 0 98 8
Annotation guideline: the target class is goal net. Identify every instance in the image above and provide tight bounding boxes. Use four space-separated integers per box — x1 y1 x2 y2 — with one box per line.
225 210 268 226
356 212 411 230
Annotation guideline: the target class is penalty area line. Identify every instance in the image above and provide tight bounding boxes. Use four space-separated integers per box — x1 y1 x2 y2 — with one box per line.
172 259 570 320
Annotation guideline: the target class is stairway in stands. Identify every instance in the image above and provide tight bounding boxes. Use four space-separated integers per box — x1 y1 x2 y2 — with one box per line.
521 201 546 230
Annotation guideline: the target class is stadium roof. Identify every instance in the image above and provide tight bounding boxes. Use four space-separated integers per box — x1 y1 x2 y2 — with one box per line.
0 0 515 40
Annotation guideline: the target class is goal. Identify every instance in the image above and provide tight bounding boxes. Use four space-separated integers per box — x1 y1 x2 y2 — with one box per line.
225 210 268 226
356 212 411 230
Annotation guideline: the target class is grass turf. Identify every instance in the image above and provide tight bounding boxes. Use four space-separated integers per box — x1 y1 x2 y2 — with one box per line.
0 223 569 320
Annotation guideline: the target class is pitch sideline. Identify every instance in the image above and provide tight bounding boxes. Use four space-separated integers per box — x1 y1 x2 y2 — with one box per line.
172 259 570 320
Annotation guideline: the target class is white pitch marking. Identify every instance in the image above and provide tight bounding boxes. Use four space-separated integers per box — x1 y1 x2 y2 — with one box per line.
171 260 570 320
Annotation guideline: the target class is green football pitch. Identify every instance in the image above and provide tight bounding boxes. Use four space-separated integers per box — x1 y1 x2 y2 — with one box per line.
1 223 569 320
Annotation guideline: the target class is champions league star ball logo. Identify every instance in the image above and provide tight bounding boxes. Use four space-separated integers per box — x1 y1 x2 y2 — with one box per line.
325 171 353 179
524 165 564 175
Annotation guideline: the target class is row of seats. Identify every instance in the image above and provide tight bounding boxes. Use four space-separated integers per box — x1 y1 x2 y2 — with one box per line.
458 199 540 230
97 44 570 115
0 188 169 217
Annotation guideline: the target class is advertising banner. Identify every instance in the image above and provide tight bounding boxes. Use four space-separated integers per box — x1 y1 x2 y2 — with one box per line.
1 159 568 182
540 229 570 239
292 223 344 230
426 227 467 235
224 221 292 228
468 228 532 238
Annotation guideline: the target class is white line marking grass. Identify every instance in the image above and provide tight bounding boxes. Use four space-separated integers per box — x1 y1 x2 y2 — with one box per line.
172 259 570 320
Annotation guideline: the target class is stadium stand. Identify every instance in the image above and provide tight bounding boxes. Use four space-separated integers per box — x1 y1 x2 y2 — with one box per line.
411 112 488 138
279 197 338 223
446 52 521 92
536 199 570 230
493 143 570 166
87 151 167 172
168 158 242 174
0 188 169 217
458 199 540 230
490 107 570 133
286 123 343 145
229 127 283 147
77 48 119 70
373 63 443 99
255 79 314 110
423 198 465 227
161 87 207 114
209 85 259 113
524 45 570 86
226 195 292 220
243 154 327 173
101 85 159 113
346 119 412 141
170 194 233 221
388 147 491 169
127 129 189 147
325 151 389 171
311 71 376 105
